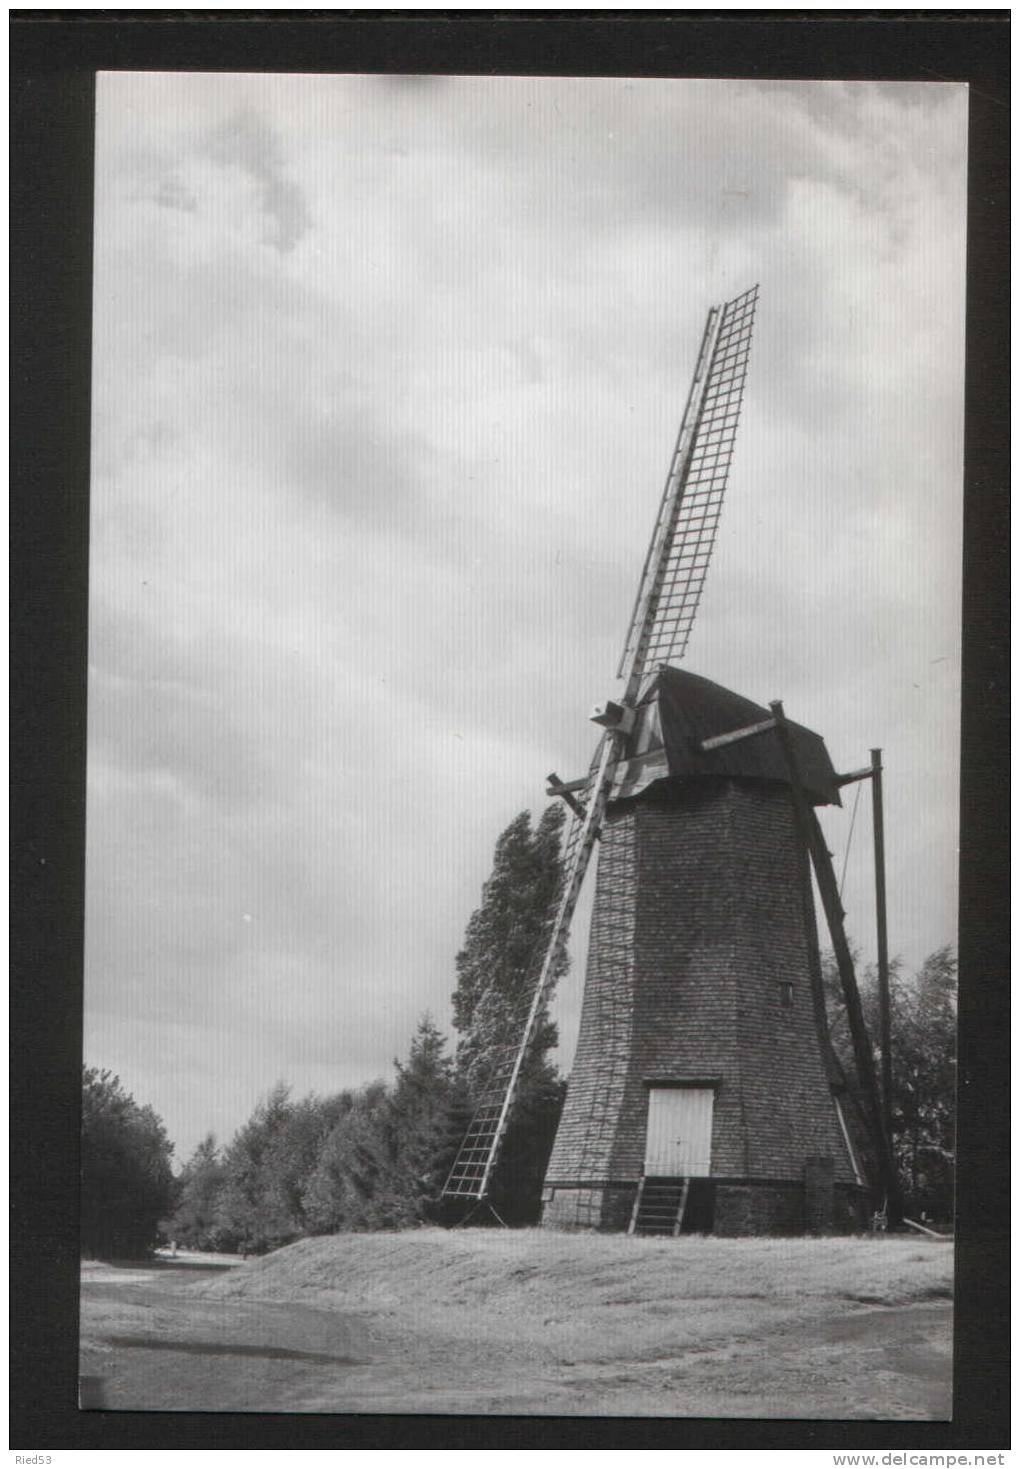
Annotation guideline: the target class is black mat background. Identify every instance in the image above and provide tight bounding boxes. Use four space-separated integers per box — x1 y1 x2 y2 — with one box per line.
11 12 1009 1451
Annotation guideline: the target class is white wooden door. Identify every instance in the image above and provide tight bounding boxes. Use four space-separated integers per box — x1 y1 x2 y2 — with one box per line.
645 1088 714 1176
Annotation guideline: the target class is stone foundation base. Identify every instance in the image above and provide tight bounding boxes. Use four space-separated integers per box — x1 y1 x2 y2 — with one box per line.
713 1181 803 1234
542 1178 871 1235
541 1183 636 1232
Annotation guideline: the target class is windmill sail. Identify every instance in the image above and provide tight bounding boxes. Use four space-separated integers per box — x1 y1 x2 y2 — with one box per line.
618 284 759 685
441 287 759 1204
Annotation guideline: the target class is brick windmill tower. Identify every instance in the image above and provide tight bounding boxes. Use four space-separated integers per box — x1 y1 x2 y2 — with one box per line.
442 288 897 1235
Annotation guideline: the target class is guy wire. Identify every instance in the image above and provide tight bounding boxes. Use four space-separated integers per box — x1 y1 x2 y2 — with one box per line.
838 779 863 900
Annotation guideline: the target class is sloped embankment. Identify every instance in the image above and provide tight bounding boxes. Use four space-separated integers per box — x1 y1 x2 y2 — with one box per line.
202 1229 953 1357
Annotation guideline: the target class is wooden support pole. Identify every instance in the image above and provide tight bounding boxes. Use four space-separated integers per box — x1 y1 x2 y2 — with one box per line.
871 748 894 1171
769 702 901 1220
627 1176 645 1236
902 1216 949 1238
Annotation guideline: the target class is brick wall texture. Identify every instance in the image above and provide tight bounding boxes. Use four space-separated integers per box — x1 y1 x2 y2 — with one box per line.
542 776 859 1233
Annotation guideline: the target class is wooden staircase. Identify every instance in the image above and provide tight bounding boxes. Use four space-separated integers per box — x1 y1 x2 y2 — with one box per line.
629 1176 690 1237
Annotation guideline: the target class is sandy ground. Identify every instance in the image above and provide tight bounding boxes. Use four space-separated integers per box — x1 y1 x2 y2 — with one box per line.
79 1233 953 1418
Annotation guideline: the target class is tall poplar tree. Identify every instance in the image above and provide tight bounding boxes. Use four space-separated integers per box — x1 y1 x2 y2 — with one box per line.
450 803 568 1221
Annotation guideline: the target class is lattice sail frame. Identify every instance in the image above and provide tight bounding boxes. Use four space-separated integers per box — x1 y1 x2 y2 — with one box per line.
618 285 759 679
441 287 759 1203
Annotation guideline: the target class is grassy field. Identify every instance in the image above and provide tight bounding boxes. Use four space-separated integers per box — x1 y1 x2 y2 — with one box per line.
80 1230 953 1417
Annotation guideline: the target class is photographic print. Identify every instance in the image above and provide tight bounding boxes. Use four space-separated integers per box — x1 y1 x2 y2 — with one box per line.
79 71 966 1417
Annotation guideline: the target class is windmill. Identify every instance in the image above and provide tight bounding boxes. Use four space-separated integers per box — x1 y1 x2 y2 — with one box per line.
442 286 898 1235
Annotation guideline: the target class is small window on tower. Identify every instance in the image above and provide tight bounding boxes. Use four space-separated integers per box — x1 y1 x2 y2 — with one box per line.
778 982 794 1009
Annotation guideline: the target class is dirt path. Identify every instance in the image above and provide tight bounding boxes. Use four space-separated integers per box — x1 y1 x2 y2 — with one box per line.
80 1256 951 1417
543 1302 953 1420
80 1269 381 1413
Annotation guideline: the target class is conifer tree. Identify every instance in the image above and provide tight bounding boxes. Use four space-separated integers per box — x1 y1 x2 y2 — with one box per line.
301 1082 389 1234
168 1134 228 1251
385 1013 459 1219
214 1082 295 1253
302 1018 459 1232
215 1084 343 1252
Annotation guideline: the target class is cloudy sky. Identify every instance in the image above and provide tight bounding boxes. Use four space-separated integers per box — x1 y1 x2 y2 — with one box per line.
86 73 967 1163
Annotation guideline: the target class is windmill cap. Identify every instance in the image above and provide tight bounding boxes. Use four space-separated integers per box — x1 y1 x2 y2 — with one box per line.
620 667 842 807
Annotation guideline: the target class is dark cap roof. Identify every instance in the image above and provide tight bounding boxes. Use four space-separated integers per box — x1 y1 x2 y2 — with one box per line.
615 667 841 807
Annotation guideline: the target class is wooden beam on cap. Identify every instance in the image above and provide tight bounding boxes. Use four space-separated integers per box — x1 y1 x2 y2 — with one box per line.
546 772 601 840
835 766 875 788
545 774 589 797
699 715 776 753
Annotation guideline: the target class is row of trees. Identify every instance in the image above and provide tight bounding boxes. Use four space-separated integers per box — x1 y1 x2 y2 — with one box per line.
167 807 569 1251
169 1020 458 1252
822 945 957 1223
81 799 957 1257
